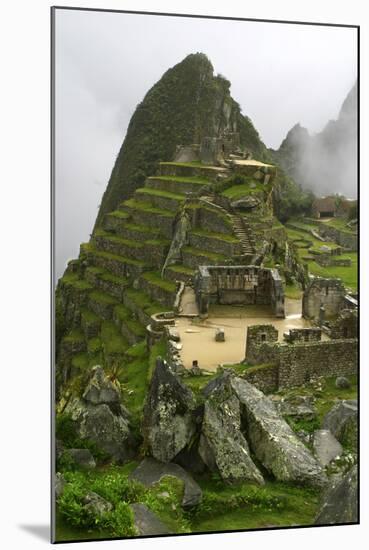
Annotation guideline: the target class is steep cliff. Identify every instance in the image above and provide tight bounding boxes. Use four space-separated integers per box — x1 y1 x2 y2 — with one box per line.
94 53 267 227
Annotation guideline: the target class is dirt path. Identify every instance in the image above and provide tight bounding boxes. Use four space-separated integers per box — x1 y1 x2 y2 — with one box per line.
175 298 316 371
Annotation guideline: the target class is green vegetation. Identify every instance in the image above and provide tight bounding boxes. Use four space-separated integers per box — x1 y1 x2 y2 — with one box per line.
100 321 128 355
141 271 177 293
183 246 227 263
189 476 320 532
81 242 147 268
284 284 303 300
148 175 209 185
124 288 163 316
94 229 144 249
191 228 239 243
59 273 94 291
136 187 186 201
286 225 357 290
122 198 174 218
166 264 196 276
64 329 85 344
222 181 265 199
56 467 188 541
95 53 268 227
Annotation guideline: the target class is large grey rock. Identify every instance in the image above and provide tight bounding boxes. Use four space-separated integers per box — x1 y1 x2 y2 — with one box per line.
82 365 121 406
83 491 113 516
64 367 135 462
199 376 264 485
130 457 202 509
231 196 260 210
315 465 358 525
312 430 343 466
323 400 358 448
130 503 171 536
66 448 96 469
142 358 196 463
335 376 351 389
231 377 327 487
278 395 316 421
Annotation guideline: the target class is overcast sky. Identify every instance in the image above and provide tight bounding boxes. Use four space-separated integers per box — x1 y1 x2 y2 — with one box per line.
54 8 357 279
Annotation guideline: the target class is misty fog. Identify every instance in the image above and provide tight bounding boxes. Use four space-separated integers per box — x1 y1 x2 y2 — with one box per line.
54 9 357 279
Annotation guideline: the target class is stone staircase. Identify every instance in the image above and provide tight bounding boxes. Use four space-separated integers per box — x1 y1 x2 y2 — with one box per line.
230 214 255 261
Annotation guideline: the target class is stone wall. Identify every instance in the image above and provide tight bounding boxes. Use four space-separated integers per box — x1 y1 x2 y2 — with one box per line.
302 277 345 319
188 232 242 257
244 324 357 390
330 309 358 339
284 327 321 343
195 266 285 317
242 363 279 393
193 205 233 235
277 339 357 388
317 223 357 251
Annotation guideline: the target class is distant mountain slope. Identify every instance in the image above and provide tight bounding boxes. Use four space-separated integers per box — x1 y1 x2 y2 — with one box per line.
270 82 357 198
94 53 268 228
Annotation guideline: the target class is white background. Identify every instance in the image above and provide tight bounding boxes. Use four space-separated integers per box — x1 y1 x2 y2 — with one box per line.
0 1 367 549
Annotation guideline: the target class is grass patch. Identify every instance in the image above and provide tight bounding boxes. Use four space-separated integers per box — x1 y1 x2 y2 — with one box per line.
136 187 186 201
81 242 147 268
122 199 175 218
222 182 264 199
59 273 93 291
284 284 303 300
191 228 239 243
189 476 320 532
148 175 209 185
182 246 227 262
100 321 128 355
166 264 196 275
106 210 130 220
64 328 85 344
87 337 102 355
124 288 163 316
141 271 177 292
89 290 117 306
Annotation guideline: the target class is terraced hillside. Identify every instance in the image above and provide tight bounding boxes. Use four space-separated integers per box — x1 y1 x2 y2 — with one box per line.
55 157 294 400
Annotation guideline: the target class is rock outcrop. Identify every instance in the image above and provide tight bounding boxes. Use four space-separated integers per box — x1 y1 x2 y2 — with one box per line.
199 376 264 485
64 366 136 462
142 359 197 463
315 465 358 525
312 430 343 467
323 399 358 448
130 457 202 509
130 503 171 536
231 377 327 487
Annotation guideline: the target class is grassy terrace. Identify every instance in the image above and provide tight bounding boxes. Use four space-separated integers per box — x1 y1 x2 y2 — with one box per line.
191 228 239 243
135 187 186 201
89 289 117 306
160 161 206 167
106 210 130 220
166 264 196 275
222 181 265 199
81 242 147 268
286 227 358 290
114 305 146 338
120 221 159 236
94 229 144 249
59 272 93 291
182 246 228 262
100 321 128 355
148 175 210 184
120 198 175 217
124 288 163 316
141 271 177 292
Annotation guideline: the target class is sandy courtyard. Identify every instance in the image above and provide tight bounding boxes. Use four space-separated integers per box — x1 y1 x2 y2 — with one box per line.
175 299 315 371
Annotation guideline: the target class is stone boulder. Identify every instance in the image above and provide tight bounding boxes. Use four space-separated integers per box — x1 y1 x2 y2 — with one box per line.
64 366 136 462
335 376 351 389
199 376 264 485
130 457 202 509
323 400 358 448
277 395 316 421
82 365 121 408
66 448 96 469
312 430 343 467
142 358 196 463
83 491 113 516
315 465 358 525
130 503 171 536
231 377 327 487
230 196 260 210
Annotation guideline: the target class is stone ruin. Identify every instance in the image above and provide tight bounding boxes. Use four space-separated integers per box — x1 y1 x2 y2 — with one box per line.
302 277 346 320
244 324 357 390
194 265 285 317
